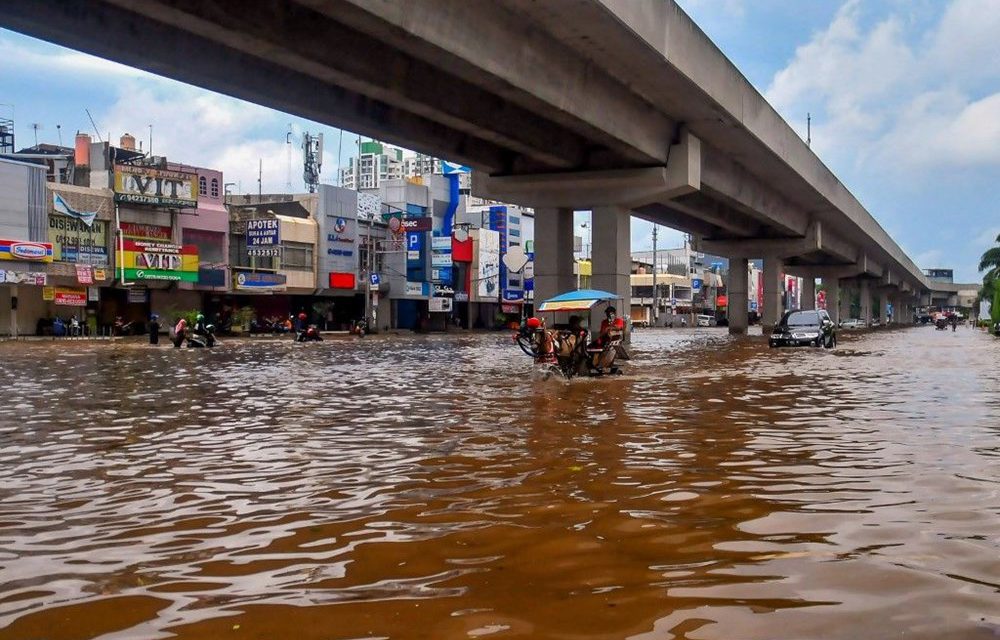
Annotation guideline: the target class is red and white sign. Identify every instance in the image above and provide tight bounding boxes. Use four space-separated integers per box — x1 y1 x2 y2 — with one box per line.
1 240 53 262
75 264 94 285
54 287 87 307
119 222 172 241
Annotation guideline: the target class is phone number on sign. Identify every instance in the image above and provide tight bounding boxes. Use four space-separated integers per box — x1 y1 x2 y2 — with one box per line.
247 248 280 257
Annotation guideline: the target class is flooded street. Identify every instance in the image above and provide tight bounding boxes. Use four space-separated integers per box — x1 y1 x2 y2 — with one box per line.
0 327 998 640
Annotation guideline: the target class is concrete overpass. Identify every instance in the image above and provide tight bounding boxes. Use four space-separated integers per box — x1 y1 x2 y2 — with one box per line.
2 0 933 330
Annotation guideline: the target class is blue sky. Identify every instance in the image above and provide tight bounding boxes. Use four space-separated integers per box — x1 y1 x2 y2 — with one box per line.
2 0 998 282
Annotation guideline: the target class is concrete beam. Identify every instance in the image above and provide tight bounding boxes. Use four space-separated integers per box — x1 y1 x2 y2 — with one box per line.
313 0 676 167
0 0 514 172
697 220 824 259
104 0 586 171
700 149 809 237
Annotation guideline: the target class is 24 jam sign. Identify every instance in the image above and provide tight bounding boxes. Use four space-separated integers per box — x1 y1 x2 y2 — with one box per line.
246 218 280 249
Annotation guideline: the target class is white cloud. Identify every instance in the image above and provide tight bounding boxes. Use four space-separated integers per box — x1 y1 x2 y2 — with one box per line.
766 0 1000 173
0 37 148 80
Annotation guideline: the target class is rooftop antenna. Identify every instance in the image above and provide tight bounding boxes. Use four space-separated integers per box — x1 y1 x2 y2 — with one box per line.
258 158 262 197
148 124 153 157
85 109 103 142
807 112 811 148
30 122 42 146
285 124 294 190
302 131 323 193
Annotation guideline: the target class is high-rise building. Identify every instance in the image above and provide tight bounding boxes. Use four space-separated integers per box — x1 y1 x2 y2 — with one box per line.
339 141 405 190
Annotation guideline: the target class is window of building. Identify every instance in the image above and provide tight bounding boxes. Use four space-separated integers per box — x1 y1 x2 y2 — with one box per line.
281 241 313 271
210 178 219 198
199 176 207 196
509 229 520 237
509 215 520 225
183 228 225 263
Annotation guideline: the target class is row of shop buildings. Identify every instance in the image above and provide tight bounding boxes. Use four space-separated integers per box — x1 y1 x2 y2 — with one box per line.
0 134 534 336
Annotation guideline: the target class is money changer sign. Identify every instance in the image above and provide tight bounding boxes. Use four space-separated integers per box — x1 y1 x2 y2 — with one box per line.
117 240 199 282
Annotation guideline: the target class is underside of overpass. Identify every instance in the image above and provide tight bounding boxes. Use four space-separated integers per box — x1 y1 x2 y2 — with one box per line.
2 0 934 331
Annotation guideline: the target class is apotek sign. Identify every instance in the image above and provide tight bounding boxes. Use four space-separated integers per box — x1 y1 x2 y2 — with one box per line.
114 165 198 208
246 219 280 248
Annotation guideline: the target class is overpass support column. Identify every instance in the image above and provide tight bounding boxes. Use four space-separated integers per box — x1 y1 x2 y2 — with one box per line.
591 206 631 305
728 257 749 335
801 277 816 311
839 280 852 322
533 207 576 307
860 280 872 327
824 278 841 324
762 256 784 332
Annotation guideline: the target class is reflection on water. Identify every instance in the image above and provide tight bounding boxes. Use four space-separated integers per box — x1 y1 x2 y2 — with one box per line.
0 328 998 639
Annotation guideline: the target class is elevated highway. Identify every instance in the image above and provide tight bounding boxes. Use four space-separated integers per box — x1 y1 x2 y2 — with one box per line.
2 0 934 330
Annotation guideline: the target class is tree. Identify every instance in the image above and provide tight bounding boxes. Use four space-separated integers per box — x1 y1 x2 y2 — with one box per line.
979 232 1000 324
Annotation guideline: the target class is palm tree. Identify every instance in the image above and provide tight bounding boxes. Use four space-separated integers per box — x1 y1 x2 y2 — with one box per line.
980 233 1000 324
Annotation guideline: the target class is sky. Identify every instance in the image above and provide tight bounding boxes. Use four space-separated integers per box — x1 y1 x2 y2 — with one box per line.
1 0 998 282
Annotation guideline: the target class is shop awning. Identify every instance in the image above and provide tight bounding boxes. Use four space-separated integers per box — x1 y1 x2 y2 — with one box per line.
537 289 619 312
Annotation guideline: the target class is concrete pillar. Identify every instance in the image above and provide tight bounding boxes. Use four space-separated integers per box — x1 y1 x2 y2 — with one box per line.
801 277 816 310
824 278 840 324
860 280 872 327
762 255 784 331
591 206 631 303
839 280 852 322
728 257 749 335
879 291 889 324
533 207 576 307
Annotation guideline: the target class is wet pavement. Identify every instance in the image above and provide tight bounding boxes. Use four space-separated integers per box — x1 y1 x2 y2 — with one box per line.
0 326 997 640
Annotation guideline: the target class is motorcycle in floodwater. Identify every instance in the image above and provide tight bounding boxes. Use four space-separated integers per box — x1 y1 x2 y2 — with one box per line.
296 325 323 342
935 318 949 331
514 289 630 379
186 324 217 348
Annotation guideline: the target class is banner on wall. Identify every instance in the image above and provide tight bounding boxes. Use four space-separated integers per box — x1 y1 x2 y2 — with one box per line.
114 165 198 208
54 287 87 306
117 240 199 282
0 239 53 263
477 229 500 298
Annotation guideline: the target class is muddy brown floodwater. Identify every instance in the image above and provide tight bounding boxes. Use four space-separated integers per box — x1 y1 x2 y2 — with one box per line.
0 327 998 640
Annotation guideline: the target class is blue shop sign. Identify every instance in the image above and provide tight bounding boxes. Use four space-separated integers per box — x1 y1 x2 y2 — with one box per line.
246 218 280 247
234 270 287 290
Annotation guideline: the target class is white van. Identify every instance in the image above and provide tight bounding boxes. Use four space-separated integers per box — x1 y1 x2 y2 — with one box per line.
696 314 715 327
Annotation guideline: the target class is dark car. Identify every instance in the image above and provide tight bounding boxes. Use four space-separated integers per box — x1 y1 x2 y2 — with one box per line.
769 309 836 348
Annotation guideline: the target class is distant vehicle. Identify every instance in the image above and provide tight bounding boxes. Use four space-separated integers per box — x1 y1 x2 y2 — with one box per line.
840 318 864 329
769 309 836 348
871 319 881 327
696 314 715 327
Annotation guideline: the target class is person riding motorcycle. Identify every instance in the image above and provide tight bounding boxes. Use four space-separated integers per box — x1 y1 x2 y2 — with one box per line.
193 313 208 336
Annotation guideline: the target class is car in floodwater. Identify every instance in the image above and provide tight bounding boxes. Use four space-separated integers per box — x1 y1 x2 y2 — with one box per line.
769 309 837 348
840 318 864 329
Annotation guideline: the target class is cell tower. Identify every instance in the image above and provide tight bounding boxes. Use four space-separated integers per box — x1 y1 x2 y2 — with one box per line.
302 131 323 193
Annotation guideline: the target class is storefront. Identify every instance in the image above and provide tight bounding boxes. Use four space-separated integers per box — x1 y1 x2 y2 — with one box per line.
112 163 200 331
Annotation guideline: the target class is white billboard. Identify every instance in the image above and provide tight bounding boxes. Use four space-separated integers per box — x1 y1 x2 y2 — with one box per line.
477 229 500 298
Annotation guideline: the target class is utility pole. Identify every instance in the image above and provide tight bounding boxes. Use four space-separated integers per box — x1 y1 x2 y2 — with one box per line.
652 225 658 325
807 112 811 147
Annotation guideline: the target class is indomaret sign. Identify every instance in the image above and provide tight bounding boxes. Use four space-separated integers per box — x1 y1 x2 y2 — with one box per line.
114 165 199 208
